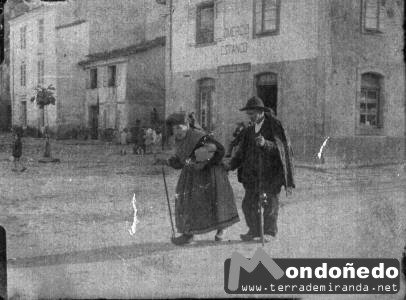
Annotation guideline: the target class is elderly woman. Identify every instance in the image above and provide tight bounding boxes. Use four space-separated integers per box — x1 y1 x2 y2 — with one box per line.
160 112 239 245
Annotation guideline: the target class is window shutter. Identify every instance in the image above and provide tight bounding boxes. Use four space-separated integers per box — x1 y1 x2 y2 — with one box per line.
379 0 385 31
85 70 90 89
186 4 196 46
214 0 225 42
116 65 121 87
254 0 262 34
117 64 125 87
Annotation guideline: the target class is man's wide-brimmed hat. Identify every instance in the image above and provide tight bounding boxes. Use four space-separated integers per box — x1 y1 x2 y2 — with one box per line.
240 96 270 112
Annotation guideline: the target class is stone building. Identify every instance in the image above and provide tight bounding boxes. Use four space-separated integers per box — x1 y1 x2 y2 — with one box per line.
0 0 29 131
164 0 405 166
8 0 166 138
0 64 12 131
78 37 165 139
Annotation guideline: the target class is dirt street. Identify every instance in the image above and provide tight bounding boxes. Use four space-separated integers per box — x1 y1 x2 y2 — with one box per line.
0 135 405 299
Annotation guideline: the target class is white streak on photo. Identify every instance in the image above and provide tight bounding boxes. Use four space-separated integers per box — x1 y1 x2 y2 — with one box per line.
128 194 140 236
317 137 330 160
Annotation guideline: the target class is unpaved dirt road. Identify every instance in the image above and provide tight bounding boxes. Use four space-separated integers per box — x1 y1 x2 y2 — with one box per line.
1 135 405 299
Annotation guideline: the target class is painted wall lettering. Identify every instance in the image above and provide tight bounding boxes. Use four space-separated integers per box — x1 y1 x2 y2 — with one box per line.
223 24 249 39
220 42 248 56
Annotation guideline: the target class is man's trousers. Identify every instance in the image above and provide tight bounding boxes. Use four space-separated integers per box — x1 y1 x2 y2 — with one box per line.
241 189 279 237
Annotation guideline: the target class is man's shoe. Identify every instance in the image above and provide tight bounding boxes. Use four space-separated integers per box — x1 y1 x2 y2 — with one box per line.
264 232 276 237
240 231 257 241
262 235 272 243
171 234 194 246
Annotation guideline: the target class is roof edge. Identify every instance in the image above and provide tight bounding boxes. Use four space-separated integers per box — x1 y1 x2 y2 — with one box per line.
78 36 166 67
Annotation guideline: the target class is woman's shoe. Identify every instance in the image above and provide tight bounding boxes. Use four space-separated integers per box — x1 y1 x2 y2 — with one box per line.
171 234 194 246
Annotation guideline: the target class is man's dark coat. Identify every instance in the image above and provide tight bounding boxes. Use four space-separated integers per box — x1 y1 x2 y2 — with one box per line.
230 113 295 194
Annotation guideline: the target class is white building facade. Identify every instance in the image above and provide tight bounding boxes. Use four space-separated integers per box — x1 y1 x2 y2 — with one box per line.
9 0 166 138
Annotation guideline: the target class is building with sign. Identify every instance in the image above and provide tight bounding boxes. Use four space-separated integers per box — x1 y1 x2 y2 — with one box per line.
9 0 165 138
164 0 405 165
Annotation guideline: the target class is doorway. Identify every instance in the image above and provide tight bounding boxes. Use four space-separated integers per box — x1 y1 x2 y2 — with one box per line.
256 73 278 115
89 105 99 139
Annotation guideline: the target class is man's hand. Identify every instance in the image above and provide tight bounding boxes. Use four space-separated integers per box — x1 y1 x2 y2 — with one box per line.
255 134 266 147
286 187 293 196
222 159 232 171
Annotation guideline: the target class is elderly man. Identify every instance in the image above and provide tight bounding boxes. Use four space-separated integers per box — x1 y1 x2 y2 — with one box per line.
225 96 295 242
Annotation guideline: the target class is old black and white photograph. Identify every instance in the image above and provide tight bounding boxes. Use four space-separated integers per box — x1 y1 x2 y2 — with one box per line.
0 0 405 299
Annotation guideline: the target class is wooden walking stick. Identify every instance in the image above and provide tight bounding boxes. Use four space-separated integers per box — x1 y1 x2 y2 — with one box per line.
0 226 6 300
257 135 265 246
162 166 176 240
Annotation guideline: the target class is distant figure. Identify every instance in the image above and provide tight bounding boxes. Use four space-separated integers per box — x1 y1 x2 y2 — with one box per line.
131 120 143 155
152 128 162 155
11 130 26 172
120 128 129 155
188 112 196 128
144 128 156 154
151 108 159 128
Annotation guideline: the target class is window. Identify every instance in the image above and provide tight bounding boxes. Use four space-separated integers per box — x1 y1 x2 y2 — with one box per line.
20 26 26 49
196 2 214 45
362 0 384 32
38 19 44 43
37 59 44 86
90 68 97 89
107 65 116 87
197 78 215 131
254 0 280 36
103 109 107 129
20 63 26 86
359 73 383 128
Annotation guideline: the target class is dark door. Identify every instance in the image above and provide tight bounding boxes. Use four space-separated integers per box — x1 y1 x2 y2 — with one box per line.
256 73 278 115
89 105 99 139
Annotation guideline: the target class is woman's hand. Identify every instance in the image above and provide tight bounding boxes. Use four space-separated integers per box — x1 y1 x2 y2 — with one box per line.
154 158 168 165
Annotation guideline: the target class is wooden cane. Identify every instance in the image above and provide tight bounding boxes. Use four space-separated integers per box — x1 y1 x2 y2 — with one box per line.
257 135 265 247
162 166 176 239
0 226 6 300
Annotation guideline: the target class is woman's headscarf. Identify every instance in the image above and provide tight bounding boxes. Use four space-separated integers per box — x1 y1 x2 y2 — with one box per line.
166 112 207 162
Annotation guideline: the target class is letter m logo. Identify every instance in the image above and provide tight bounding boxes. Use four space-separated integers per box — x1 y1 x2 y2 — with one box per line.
227 248 284 292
